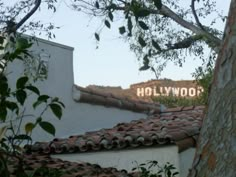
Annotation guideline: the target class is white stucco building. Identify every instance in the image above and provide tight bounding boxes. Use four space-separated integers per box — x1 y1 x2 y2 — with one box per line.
6 37 204 177
6 37 161 142
30 105 204 177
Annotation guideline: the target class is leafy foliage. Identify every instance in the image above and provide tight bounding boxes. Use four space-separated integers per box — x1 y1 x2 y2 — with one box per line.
132 160 179 177
193 68 213 105
152 95 204 108
0 34 64 143
71 0 226 77
0 0 59 38
0 20 64 177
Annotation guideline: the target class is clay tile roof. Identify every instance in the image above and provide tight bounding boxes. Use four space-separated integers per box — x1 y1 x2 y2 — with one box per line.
28 106 205 154
7 153 131 177
73 85 161 114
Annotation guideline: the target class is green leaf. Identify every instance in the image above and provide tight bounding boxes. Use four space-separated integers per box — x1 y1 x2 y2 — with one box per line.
0 78 8 96
52 98 65 108
26 85 40 95
0 36 5 45
143 55 149 64
16 89 27 105
25 122 35 134
119 26 126 35
109 3 117 9
153 0 162 10
16 76 28 89
138 21 149 30
38 95 50 102
39 121 56 136
95 1 99 9
173 172 179 176
136 9 150 18
95 33 100 41
52 97 59 102
50 103 62 119
10 36 15 42
57 101 65 108
16 37 32 49
139 55 150 71
108 12 114 21
5 101 19 113
127 17 133 36
0 106 7 121
152 40 162 51
138 36 146 47
36 117 42 123
104 20 111 28
139 65 150 71
33 95 50 109
33 100 42 109
167 170 171 177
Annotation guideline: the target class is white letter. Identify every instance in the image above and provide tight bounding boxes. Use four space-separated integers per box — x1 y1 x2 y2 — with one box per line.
180 88 188 97
189 88 196 97
171 87 180 96
137 88 144 97
153 86 160 96
160 87 164 96
164 87 172 96
145 87 152 96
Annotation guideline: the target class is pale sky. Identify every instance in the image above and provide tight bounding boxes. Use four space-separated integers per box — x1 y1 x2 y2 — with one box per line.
11 0 232 88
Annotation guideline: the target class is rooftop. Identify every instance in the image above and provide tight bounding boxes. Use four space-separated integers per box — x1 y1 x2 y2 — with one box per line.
73 85 162 114
7 153 131 177
28 106 205 154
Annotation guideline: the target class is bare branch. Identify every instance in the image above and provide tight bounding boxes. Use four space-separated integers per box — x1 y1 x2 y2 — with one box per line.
159 5 221 49
191 0 205 31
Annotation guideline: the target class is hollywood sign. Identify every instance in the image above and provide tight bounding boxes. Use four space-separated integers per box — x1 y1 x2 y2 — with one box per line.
136 86 204 97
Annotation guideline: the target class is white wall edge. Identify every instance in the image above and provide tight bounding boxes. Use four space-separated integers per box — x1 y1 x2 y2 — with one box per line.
72 85 81 101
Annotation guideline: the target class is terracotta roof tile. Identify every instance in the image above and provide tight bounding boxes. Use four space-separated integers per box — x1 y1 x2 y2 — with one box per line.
7 153 131 177
27 106 205 154
73 85 161 114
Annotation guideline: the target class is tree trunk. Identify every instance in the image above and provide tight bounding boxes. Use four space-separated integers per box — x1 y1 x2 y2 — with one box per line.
189 0 236 176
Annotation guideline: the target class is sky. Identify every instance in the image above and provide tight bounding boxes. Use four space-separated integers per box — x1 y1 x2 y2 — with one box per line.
10 0 231 88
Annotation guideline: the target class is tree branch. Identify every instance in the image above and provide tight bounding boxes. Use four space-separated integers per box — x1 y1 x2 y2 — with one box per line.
191 0 205 31
107 2 222 51
10 0 41 33
151 35 203 56
159 5 221 49
166 35 203 50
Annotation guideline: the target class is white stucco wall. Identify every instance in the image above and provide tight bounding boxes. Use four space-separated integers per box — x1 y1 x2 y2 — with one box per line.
6 37 147 142
53 146 180 174
53 146 195 177
32 102 147 141
179 148 196 177
5 38 195 177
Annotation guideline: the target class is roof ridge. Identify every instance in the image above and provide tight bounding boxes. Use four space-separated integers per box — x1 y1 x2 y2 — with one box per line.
73 85 161 114
7 153 131 177
27 106 204 154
